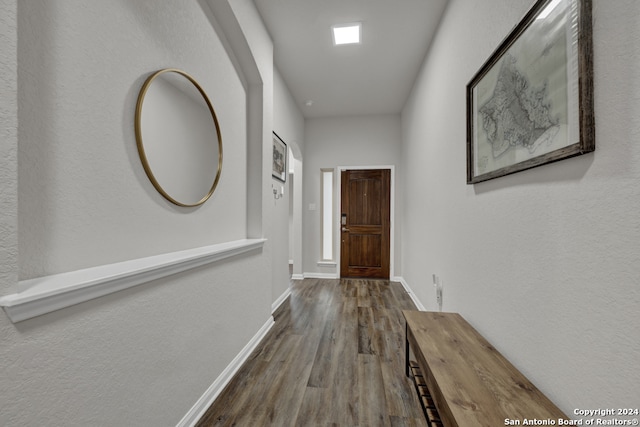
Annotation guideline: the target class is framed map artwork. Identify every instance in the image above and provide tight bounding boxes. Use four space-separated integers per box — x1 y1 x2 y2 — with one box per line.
467 0 594 184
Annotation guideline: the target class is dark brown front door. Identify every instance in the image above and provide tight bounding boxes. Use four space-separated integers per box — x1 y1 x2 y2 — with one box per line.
340 169 391 279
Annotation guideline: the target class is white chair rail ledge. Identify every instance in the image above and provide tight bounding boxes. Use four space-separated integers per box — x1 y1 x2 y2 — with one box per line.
0 238 266 323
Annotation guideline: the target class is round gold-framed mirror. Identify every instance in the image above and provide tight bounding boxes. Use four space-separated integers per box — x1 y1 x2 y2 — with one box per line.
135 68 223 207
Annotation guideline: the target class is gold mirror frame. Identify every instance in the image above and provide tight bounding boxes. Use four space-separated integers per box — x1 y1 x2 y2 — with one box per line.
135 68 223 207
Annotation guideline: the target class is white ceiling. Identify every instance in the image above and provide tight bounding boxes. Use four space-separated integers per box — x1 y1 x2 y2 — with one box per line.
253 0 449 119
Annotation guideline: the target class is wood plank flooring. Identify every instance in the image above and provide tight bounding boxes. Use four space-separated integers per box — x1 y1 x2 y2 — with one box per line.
196 278 427 427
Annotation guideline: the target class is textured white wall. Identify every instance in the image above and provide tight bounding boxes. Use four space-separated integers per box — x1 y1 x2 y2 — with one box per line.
18 0 248 279
274 67 305 159
273 67 305 296
1 1 274 425
0 0 18 296
303 115 402 276
220 0 280 319
401 0 640 414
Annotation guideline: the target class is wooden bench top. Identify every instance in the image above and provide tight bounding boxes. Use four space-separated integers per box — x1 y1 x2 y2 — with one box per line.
403 311 569 427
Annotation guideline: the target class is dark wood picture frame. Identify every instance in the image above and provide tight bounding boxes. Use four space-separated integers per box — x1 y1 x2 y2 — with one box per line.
467 0 594 184
272 132 287 183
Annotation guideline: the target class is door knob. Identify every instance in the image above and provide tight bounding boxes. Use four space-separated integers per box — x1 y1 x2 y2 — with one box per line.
342 227 350 232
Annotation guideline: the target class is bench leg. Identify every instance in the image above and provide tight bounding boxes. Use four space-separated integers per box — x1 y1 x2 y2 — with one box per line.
405 321 410 377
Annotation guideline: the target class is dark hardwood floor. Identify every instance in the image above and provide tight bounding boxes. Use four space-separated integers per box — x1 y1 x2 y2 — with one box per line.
196 278 427 427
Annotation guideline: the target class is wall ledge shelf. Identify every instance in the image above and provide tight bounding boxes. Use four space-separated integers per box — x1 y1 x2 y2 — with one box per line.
0 238 266 323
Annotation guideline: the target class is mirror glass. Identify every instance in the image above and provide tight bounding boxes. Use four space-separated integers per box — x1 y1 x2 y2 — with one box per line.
135 69 222 207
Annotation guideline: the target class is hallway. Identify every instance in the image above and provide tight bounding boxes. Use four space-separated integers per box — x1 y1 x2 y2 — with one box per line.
2 1 639 424
197 279 427 426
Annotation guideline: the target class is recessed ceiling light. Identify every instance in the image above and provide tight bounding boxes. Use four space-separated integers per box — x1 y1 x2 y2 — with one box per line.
332 23 361 45
305 100 314 107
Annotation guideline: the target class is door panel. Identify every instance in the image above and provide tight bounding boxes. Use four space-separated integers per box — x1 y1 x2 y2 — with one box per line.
340 169 390 279
348 234 382 267
349 179 382 226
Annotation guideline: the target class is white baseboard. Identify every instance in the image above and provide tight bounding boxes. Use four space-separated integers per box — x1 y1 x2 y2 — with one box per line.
395 276 426 311
271 287 291 314
291 274 304 280
177 316 275 427
303 272 339 279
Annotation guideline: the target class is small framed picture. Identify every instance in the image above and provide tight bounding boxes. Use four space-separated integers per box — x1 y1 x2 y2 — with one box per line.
272 132 287 183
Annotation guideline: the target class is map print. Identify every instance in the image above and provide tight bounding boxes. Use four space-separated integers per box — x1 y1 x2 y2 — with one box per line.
479 53 559 160
472 4 574 178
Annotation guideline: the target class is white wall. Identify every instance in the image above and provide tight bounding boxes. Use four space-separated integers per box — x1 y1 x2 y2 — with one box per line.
303 115 402 277
0 0 18 298
1 1 275 425
18 1 247 279
272 66 304 301
401 0 640 414
274 67 305 160
289 174 295 261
